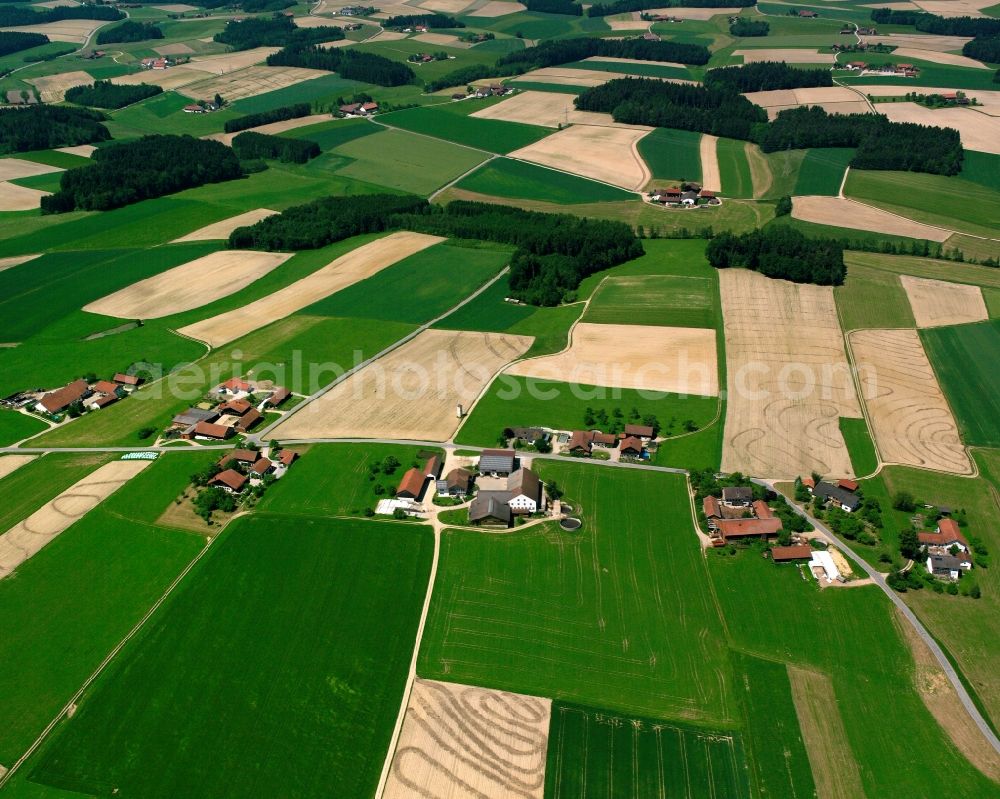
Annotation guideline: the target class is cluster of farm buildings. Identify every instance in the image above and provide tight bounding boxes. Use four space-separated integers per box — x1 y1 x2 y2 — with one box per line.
839 61 920 77
648 185 720 208
168 377 293 441
2 372 143 418
208 446 298 495
508 423 656 461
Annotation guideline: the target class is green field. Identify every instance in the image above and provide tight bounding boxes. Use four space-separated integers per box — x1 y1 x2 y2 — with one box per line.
283 117 381 151
717 138 753 198
303 242 510 323
583 273 718 328
845 169 1000 239
545 703 751 799
793 147 854 196
419 462 736 724
455 158 637 204
834 259 915 331
922 319 1000 447
30 515 433 799
637 128 702 184
230 74 368 115
843 251 1000 290
0 411 47 446
570 59 694 80
959 150 1000 193
377 106 551 153
455 375 719 446
0 452 111 533
840 416 879 477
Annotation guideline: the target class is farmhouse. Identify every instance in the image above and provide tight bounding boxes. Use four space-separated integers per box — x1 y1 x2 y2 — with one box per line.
210 468 247 493
36 379 90 415
714 517 783 541
114 372 143 387
266 387 291 407
619 436 644 458
918 518 969 551
722 486 753 507
85 393 119 411
217 377 252 396
219 398 253 416
479 449 516 476
508 468 542 514
624 423 654 439
396 467 428 500
468 467 545 525
190 421 234 440
276 449 298 468
812 481 861 512
250 458 273 478
927 553 971 581
469 493 513 526
436 467 472 497
218 448 260 468
771 544 813 562
567 430 617 456
508 426 549 446
339 101 379 116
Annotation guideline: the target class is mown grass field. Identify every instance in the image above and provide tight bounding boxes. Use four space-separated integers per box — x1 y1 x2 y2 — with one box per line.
637 127 702 183
545 703 751 799
959 151 1000 193
455 158 637 204
419 462 736 724
844 251 1000 290
230 74 368 115
0 411 47 447
0 452 209 764
793 147 854 196
583 273 718 328
840 416 880 477
455 375 718 446
283 117 381 151
835 259 915 331
717 138 753 198
29 515 433 799
921 320 1000 447
377 106 550 153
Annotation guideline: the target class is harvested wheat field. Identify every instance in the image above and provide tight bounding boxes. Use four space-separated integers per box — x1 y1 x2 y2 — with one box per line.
179 65 326 102
467 0 525 13
0 455 36 482
850 328 970 473
0 254 41 273
384 679 550 799
155 42 195 56
472 89 617 126
720 269 861 479
736 48 835 64
509 125 651 189
366 28 408 41
205 113 332 146
508 322 718 395
913 0 994 15
508 68 613 89
56 144 96 157
744 86 871 119
638 5 729 17
413 32 467 47
416 0 476 13
899 275 988 328
606 15 649 30
0 158 62 181
172 208 278 242
0 459 150 579
84 250 291 319
1 19 101 42
27 70 92 102
186 47 282 74
878 103 1000 154
862 33 972 51
892 47 987 68
178 232 443 347
700 134 721 192
0 183 48 212
273 329 534 441
792 196 951 241
113 67 206 91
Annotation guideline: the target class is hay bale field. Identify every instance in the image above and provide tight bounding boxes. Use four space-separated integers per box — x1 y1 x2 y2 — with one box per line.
27 70 93 103
467 1 525 15
0 455 36 482
792 196 952 241
83 250 291 319
507 322 718 396
735 49 835 64
271 328 534 441
719 269 861 479
0 254 40 274
877 102 1000 155
509 124 651 189
0 459 150 579
700 134 721 192
178 65 328 103
383 679 550 799
850 328 971 473
0 19 101 42
172 208 278 242
205 113 331 146
0 182 49 212
899 275 988 328
178 232 444 347
0 159 62 181
471 90 621 127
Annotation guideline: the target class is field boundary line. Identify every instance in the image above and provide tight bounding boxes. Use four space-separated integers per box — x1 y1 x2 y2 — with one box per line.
0 533 218 791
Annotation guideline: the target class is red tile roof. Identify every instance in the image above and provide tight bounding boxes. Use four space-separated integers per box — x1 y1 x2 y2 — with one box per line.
919 519 969 549
92 380 119 395
715 518 783 539
624 424 654 438
210 469 247 492
251 458 273 475
772 544 812 561
219 377 251 393
193 421 233 439
396 466 426 498
39 379 89 413
89 394 118 409
837 478 859 492
114 372 142 386
219 399 252 415
620 436 643 454
752 499 774 519
277 450 298 467
219 449 259 466
236 408 262 431
266 387 291 406
703 495 722 518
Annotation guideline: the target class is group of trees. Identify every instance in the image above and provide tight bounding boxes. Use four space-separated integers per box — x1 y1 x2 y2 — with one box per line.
214 15 344 50
964 36 1000 63
267 45 415 85
383 13 464 27
0 31 49 56
242 0 295 11
729 18 768 36
231 131 320 163
524 0 582 14
870 7 1000 36
0 105 110 154
42 135 242 214
224 103 312 133
704 62 831 92
0 4 122 26
706 227 846 285
583 406 661 436
96 20 163 45
587 0 753 16
65 80 162 109
576 77 766 139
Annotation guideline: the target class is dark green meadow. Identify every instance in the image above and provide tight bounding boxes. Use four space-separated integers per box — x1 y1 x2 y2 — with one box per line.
0 411 47 447
456 158 637 204
793 147 854 196
637 127 702 183
29 515 433 799
717 138 753 198
377 105 551 153
839 416 879 477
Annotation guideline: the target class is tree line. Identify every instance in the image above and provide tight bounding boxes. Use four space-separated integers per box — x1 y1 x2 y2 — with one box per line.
42 135 242 214
224 103 312 133
706 227 846 285
242 0 295 11
383 13 464 27
0 105 110 155
524 0 582 14
0 31 48 56
587 0 753 16
267 45 415 85
870 7 1000 36
65 80 163 109
214 15 344 50
704 62 830 92
232 131 320 163
96 20 163 45
729 18 768 36
0 4 123 26
964 36 1000 63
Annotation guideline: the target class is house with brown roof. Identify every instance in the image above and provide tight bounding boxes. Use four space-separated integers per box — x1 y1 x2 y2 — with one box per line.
91 380 119 396
567 430 617 456
276 449 298 468
437 467 472 497
752 499 773 519
507 468 542 514
218 399 253 416
703 495 722 524
114 373 143 387
619 436 644 458
234 408 262 432
250 458 273 478
218 449 260 468
425 455 441 480
217 377 252 395
714 517 783 541
396 466 427 500
266 387 291 407
721 486 753 507
624 423 654 439
190 421 234 440
469 493 513 526
210 469 247 493
771 544 812 562
918 518 970 552
85 393 119 411
37 379 90 414
837 478 859 492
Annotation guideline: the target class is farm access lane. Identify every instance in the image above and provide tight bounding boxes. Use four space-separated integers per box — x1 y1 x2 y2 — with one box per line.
757 477 1000 758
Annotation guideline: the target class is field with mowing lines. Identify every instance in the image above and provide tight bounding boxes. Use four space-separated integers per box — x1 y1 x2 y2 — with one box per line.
545 703 750 799
419 463 735 724
0 452 110 533
900 274 988 329
583 273 718 328
30 516 433 799
793 148 854 196
377 106 551 153
844 251 1000 291
455 375 717 447
834 260 915 331
456 158 636 204
0 410 47 446
717 138 753 198
637 127 702 183
840 417 880 477
921 320 1000 447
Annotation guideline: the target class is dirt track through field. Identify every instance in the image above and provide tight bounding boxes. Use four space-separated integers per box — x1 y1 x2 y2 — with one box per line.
850 328 971 473
700 134 721 192
899 274 988 328
0 459 149 579
509 125 651 189
792 196 952 242
507 322 718 396
383 679 550 799
83 250 291 319
172 209 278 242
720 269 861 479
272 328 533 441
177 232 444 347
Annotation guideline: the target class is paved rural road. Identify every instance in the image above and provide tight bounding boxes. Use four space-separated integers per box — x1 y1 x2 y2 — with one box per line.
758 478 1000 756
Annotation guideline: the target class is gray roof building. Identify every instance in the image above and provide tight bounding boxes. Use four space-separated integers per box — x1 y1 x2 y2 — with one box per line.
508 467 540 504
469 491 513 525
814 481 861 512
479 449 516 475
172 408 218 427
722 487 753 505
